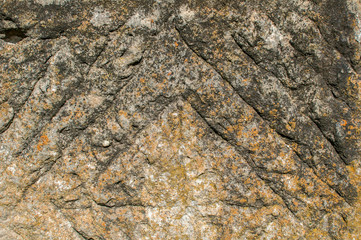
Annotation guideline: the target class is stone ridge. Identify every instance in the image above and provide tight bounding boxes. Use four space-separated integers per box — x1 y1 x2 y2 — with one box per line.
0 0 360 239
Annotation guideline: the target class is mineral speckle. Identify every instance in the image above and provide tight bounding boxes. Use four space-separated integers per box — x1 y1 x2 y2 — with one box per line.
0 0 361 239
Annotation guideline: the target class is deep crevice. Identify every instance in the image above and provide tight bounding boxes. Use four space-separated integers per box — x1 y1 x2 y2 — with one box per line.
0 28 27 43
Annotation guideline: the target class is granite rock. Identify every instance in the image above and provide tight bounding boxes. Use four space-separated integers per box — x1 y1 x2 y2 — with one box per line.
0 0 361 239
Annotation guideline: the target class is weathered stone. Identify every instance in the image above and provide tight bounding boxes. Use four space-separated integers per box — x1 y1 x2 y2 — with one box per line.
0 0 361 239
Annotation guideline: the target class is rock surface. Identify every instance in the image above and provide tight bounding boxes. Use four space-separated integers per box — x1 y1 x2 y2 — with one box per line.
0 0 361 239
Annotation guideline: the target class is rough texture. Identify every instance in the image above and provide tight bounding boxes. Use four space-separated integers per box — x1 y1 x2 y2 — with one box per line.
0 0 361 239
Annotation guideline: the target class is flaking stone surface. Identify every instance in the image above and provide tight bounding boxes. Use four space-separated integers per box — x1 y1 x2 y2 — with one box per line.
0 0 361 239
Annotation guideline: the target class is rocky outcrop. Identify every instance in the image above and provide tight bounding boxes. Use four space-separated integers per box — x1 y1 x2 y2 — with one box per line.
0 0 361 239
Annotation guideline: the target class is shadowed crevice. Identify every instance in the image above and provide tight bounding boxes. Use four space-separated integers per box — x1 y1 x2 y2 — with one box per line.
0 28 27 43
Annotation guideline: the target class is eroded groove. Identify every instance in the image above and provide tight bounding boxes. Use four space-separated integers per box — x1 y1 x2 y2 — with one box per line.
307 115 348 166
231 33 261 65
72 227 95 240
1 2 359 239
0 106 14 134
310 17 357 74
85 37 109 76
174 25 359 233
187 97 303 223
16 91 71 157
14 53 54 116
176 23 356 205
19 158 60 203
174 25 277 132
270 121 353 205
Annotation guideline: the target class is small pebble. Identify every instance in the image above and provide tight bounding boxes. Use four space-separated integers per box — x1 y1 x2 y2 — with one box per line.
102 140 111 147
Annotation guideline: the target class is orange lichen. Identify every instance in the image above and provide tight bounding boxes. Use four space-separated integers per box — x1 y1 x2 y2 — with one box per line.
36 135 50 151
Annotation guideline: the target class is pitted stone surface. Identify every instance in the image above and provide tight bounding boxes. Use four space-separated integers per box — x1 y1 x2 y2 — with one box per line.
0 0 361 239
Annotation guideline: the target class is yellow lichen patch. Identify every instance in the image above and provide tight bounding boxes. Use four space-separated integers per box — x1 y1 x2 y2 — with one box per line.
340 119 347 127
269 108 278 117
304 228 330 239
339 62 361 238
286 121 296 131
36 135 50 151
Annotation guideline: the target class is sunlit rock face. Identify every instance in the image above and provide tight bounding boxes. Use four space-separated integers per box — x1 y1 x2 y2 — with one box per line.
1 0 361 239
